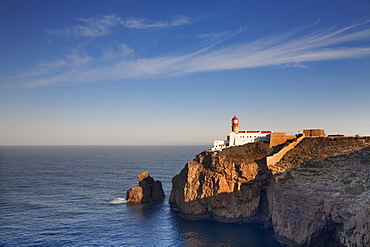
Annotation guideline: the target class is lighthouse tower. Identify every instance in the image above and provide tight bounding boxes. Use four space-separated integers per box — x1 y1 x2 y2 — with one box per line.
231 115 239 133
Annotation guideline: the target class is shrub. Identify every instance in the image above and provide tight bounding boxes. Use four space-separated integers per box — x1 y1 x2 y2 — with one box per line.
345 184 364 195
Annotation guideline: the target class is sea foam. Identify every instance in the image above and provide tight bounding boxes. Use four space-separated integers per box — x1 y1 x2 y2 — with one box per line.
109 198 128 204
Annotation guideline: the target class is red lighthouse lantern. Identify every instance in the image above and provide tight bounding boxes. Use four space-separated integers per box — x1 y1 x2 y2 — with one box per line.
231 115 239 133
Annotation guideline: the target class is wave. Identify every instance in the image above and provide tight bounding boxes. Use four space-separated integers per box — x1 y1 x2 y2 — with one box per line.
109 198 128 204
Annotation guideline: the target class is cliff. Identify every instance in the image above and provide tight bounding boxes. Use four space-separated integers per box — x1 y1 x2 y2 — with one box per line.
169 142 273 222
270 137 370 246
170 137 370 246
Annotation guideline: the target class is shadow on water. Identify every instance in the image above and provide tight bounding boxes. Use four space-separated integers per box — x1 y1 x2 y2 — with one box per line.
125 200 166 222
168 210 282 247
125 200 282 246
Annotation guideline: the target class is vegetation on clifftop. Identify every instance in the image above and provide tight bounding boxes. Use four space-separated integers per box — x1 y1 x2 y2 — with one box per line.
275 138 370 197
219 141 273 163
276 137 370 169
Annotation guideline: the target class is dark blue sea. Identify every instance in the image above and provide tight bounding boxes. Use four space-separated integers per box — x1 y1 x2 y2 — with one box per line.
0 145 281 246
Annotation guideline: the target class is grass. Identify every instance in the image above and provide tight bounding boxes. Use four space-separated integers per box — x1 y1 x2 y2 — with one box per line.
280 137 370 167
345 184 364 195
220 142 273 163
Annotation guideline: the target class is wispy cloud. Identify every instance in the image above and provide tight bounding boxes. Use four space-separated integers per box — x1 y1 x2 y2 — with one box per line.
195 28 243 50
4 20 370 88
47 14 192 37
120 15 192 29
102 43 134 61
47 15 120 37
197 31 230 39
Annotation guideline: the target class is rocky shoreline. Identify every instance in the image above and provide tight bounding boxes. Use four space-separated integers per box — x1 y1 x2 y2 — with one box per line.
169 137 370 246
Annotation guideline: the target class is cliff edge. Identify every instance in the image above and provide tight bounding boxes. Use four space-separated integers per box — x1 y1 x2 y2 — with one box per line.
169 142 273 222
170 137 370 246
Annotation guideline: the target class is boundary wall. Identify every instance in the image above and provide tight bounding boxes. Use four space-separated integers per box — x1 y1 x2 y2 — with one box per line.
269 132 296 147
266 135 305 168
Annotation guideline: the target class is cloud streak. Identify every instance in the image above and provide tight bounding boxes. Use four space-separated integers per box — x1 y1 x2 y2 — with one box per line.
120 15 192 29
47 15 120 37
4 20 370 88
47 15 193 37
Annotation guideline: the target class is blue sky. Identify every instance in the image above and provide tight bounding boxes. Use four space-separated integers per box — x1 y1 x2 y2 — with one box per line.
1 0 370 145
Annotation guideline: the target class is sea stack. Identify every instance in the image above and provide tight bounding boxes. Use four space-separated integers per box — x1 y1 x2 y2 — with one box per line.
126 171 165 203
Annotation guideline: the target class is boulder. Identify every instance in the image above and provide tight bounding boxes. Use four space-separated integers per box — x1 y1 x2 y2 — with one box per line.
126 171 165 203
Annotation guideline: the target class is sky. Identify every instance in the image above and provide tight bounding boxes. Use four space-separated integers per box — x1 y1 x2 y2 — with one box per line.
1 0 370 145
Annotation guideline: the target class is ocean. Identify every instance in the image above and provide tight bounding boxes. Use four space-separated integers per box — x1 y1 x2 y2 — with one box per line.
0 145 281 246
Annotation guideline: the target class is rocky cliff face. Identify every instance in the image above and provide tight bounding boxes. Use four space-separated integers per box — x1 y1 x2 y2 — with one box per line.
169 142 274 222
270 137 370 246
170 137 370 246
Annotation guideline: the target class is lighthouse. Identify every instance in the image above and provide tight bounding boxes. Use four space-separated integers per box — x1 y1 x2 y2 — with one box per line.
231 115 239 133
212 115 273 151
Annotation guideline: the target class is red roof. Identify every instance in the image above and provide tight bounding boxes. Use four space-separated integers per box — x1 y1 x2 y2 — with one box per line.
232 115 239 120
238 130 272 134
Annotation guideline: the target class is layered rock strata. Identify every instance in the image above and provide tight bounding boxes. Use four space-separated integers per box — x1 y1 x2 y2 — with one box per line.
270 138 370 246
170 137 370 246
126 171 165 203
169 142 274 222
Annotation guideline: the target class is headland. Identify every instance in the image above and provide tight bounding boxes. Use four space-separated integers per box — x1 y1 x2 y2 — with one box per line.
169 116 370 246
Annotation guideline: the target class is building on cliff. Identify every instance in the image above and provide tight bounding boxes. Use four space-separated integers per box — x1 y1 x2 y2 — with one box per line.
303 129 326 137
212 116 272 151
211 116 327 151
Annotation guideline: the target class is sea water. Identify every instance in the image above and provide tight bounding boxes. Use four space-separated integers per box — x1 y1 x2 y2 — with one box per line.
0 146 281 246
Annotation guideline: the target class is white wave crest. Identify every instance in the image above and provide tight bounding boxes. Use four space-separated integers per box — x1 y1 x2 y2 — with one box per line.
109 198 128 204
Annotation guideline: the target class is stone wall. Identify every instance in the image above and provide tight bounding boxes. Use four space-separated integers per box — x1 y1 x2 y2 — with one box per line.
266 135 305 174
269 132 296 147
303 129 326 137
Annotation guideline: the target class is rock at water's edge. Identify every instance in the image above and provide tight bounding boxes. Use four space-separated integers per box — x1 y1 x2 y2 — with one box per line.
169 142 273 222
126 171 165 203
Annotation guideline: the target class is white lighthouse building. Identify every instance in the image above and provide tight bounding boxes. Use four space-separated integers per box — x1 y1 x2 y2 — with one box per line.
212 116 272 151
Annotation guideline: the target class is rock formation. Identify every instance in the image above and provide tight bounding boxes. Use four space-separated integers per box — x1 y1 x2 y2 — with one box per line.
169 142 274 222
270 137 370 246
170 137 370 246
126 171 165 203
